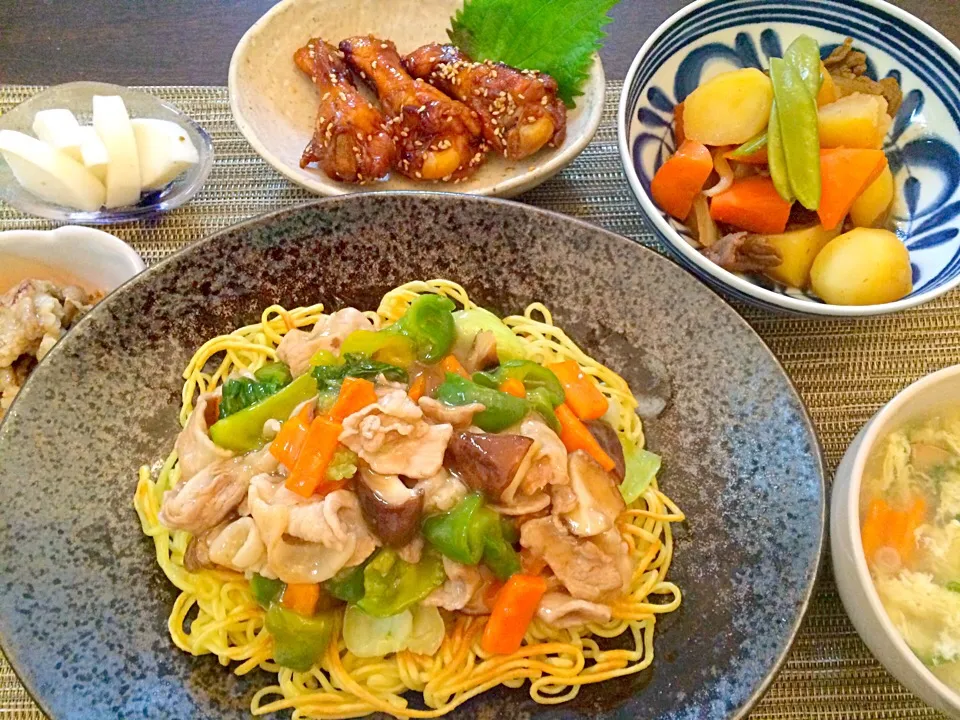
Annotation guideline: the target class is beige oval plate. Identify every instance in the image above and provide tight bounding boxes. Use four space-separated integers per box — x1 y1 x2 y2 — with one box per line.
228 0 605 198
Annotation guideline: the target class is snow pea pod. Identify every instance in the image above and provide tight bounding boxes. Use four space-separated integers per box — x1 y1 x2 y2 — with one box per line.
784 34 821 99
770 58 821 210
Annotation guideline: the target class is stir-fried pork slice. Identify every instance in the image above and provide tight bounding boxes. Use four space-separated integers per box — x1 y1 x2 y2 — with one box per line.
160 447 279 535
183 517 233 571
403 43 567 160
175 393 234 480
414 469 468 513
489 491 551 516
536 592 612 628
444 430 534 497
563 450 626 537
397 535 424 564
517 415 569 495
248 476 376 584
418 397 485 428
293 38 397 182
592 526 633 595
276 308 375 377
423 556 483 611
206 516 267 573
339 388 453 479
355 468 424 546
519 517 624 602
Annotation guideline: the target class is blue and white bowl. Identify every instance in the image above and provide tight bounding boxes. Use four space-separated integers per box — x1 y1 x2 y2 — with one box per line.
618 0 960 317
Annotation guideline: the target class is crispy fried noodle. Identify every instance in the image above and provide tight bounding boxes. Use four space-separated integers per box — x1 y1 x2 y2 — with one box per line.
134 280 684 719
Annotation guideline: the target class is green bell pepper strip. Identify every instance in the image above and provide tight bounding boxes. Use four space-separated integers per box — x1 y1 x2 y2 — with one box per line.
209 373 317 453
325 563 367 603
770 57 821 211
219 361 294 419
356 548 446 618
250 574 285 608
311 353 408 393
524 387 561 433
422 492 521 580
783 34 821 99
618 436 662 505
434 373 528 432
340 329 417 367
766 99 794 203
728 132 768 160
392 294 456 364
472 360 565 407
482 531 521 580
947 581 960 593
264 605 336 672
422 492 486 565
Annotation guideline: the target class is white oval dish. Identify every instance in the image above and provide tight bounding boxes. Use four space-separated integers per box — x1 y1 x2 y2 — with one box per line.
228 0 604 198
0 226 145 293
832 364 960 719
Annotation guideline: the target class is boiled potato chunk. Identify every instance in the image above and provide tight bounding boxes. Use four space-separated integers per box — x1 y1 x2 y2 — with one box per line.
810 228 912 305
682 68 773 146
818 93 892 150
763 224 841 288
850 165 894 228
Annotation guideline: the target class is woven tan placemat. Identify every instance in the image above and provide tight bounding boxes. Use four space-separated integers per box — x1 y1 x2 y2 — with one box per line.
1 82 954 720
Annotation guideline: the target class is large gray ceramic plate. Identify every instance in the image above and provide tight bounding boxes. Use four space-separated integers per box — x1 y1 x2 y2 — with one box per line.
0 194 824 720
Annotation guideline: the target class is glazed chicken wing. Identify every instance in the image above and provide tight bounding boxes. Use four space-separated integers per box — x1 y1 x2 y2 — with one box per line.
339 36 485 181
403 44 567 160
294 38 396 183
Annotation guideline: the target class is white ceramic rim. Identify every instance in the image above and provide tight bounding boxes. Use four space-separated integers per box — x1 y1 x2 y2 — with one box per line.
0 225 146 291
845 363 960 709
226 0 605 198
616 0 960 317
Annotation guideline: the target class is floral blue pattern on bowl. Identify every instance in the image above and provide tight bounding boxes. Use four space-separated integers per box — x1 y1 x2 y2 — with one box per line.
617 0 960 316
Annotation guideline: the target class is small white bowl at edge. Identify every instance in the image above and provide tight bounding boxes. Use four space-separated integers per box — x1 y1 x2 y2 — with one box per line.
0 226 145 293
832 364 960 719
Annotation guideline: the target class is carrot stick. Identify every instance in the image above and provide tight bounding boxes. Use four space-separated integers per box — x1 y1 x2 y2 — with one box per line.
499 378 527 398
709 175 793 234
440 354 470 379
328 377 378 422
818 148 888 230
555 403 615 472
282 583 320 616
481 574 547 655
285 416 343 497
547 360 608 420
270 404 313 468
650 139 713 220
408 374 427 402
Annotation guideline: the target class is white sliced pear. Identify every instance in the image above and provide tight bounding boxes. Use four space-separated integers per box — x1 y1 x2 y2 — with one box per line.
77 126 109 182
131 118 199 191
32 108 84 161
92 95 141 208
0 129 105 211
